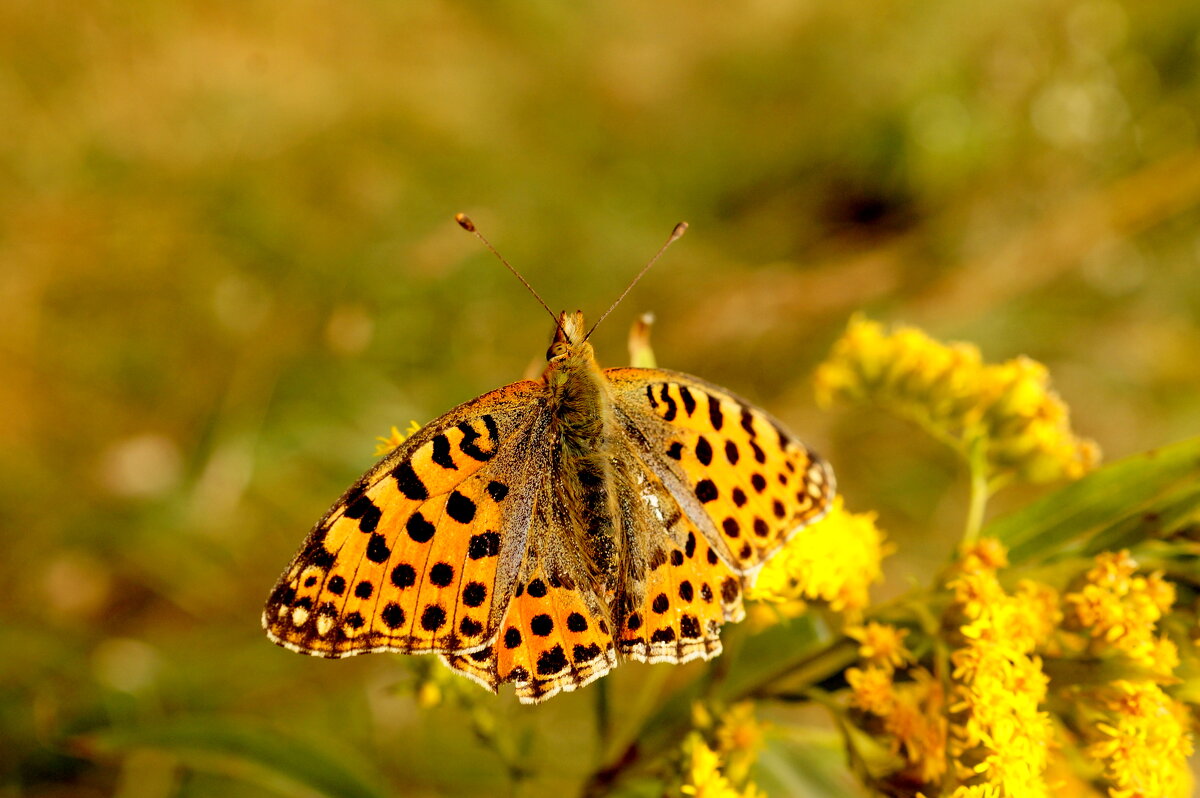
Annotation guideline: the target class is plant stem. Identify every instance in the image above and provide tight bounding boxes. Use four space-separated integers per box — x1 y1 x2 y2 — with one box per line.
594 676 612 761
963 442 990 543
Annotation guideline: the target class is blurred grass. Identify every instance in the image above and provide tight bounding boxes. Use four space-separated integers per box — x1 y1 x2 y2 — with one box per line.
3 0 1200 795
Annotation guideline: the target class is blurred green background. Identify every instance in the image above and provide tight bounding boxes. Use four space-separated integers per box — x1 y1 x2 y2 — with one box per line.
4 1 1199 795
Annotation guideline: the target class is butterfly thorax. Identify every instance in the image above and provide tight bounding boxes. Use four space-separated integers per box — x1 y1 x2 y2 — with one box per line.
541 311 623 586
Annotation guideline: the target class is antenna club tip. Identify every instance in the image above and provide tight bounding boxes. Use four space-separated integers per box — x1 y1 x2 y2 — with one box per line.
671 222 688 240
455 213 476 232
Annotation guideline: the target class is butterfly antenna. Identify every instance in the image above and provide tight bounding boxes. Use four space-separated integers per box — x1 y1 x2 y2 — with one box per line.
584 222 687 342
455 213 561 332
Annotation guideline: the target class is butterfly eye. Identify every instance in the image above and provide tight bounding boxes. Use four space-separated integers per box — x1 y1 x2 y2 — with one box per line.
546 342 569 360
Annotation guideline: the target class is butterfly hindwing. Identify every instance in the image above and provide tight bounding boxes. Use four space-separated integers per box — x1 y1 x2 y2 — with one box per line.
606 368 835 575
442 483 619 703
264 380 549 658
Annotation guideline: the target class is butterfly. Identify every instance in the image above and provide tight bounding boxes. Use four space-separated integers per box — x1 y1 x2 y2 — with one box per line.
264 218 836 704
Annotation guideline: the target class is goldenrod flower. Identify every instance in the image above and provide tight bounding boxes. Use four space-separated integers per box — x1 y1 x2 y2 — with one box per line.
945 540 1053 796
1055 552 1194 796
749 496 887 613
886 669 947 784
374 420 422 456
677 733 764 798
1063 550 1176 673
845 627 947 786
848 622 913 670
847 664 897 716
815 315 1099 483
712 703 764 786
1085 680 1194 798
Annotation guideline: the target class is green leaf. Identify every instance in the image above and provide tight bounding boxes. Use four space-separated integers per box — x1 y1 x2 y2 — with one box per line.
984 437 1200 564
720 613 832 700
756 733 866 798
77 718 387 798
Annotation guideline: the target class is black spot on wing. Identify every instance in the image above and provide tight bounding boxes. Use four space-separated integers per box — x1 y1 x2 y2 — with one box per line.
430 562 454 587
343 495 382 533
382 603 405 629
432 434 456 469
537 645 569 675
740 406 756 436
366 534 391 563
679 385 697 416
407 511 436 543
392 460 428 500
567 612 588 632
305 541 336 570
458 415 497 462
659 384 677 421
446 491 477 523
392 563 417 587
421 605 447 631
463 582 487 607
707 392 724 430
468 531 500 559
771 421 790 449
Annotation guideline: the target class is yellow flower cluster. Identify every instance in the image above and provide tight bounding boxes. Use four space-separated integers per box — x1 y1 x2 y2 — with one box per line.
815 315 1100 483
374 420 422 456
845 623 947 785
1061 551 1193 797
1087 680 1194 798
945 540 1053 796
1063 549 1178 674
749 497 887 613
677 731 764 798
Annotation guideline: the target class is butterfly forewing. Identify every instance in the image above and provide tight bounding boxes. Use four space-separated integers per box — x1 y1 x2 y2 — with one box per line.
605 368 836 575
264 381 550 658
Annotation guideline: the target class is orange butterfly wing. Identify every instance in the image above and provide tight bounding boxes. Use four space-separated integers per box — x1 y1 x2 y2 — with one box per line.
263 381 550 658
606 367 835 575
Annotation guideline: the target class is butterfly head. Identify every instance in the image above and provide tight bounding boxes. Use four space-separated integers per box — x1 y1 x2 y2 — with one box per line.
544 311 598 385
547 310 591 359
